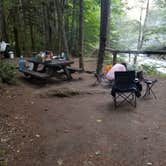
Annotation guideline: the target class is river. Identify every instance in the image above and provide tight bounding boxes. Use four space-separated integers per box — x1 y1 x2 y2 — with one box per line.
119 54 166 74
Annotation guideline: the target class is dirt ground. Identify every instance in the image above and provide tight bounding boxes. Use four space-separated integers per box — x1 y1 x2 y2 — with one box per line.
0 59 166 166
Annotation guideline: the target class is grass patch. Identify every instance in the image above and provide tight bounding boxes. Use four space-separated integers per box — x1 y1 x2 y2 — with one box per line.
0 149 7 166
47 88 81 97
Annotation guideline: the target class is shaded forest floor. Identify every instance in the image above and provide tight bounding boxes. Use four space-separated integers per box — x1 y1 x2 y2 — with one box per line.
0 58 166 166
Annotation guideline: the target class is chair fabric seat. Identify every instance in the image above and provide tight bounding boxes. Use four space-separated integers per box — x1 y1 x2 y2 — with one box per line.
112 84 137 94
144 79 157 84
114 87 137 93
144 80 152 84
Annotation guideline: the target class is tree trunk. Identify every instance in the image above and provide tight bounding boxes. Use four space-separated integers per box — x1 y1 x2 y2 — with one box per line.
96 0 110 74
134 0 150 64
0 0 3 40
139 0 150 49
42 2 49 49
70 0 77 54
137 7 143 51
47 0 56 50
30 23 35 51
55 0 70 58
12 1 22 57
0 0 8 41
106 2 111 47
112 52 117 65
13 26 21 57
18 0 27 54
65 0 69 43
78 0 84 69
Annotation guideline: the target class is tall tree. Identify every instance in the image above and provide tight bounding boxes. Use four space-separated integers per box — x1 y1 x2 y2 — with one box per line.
0 0 8 41
19 0 27 54
55 0 70 58
134 0 150 64
96 0 110 74
10 1 22 56
78 0 84 69
70 0 78 55
48 0 56 49
0 0 3 40
106 1 111 47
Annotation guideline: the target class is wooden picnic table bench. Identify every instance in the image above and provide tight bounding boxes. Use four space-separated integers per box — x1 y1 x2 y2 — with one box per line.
66 66 83 73
21 69 50 79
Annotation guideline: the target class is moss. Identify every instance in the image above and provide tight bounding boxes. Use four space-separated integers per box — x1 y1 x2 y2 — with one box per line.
0 149 7 166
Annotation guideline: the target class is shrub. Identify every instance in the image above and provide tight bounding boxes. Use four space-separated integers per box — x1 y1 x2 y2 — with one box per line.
141 64 159 76
0 61 17 84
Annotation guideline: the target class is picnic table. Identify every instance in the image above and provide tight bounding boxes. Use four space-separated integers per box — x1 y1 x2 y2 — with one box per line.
23 58 74 80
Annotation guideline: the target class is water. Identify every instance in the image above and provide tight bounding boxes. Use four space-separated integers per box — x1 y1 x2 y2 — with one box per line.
119 54 166 74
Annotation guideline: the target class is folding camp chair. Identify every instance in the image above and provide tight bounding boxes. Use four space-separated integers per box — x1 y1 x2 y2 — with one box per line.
136 71 157 99
111 71 137 108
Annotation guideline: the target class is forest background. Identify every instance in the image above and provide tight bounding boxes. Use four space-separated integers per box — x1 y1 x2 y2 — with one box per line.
0 0 166 64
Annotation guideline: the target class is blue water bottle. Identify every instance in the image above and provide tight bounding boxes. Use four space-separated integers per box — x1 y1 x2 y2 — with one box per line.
18 56 26 72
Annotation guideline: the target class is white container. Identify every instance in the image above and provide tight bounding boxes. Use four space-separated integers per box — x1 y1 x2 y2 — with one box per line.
9 51 14 59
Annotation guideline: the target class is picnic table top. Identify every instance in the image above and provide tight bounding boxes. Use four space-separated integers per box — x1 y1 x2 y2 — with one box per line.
27 58 74 67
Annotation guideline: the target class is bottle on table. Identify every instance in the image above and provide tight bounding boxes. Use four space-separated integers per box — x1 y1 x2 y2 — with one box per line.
18 56 26 71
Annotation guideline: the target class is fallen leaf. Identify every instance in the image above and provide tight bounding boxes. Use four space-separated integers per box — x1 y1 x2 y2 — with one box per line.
64 129 70 133
17 150 20 153
44 108 48 111
96 119 102 123
57 158 63 165
95 151 101 155
83 160 94 166
36 134 40 138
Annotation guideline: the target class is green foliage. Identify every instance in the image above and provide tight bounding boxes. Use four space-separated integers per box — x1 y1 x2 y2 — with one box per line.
0 149 7 166
0 61 17 84
121 62 164 77
84 0 100 53
104 53 126 65
109 0 166 51
2 0 166 57
109 0 126 49
155 0 166 8
104 53 113 64
140 64 159 76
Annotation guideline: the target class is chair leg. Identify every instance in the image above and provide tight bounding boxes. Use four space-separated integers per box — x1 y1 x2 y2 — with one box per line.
114 92 136 108
143 83 157 99
143 83 149 97
114 93 117 109
134 93 136 107
149 87 157 99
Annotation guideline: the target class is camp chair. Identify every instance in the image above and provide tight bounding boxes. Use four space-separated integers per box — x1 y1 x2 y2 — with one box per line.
136 71 157 99
111 71 137 108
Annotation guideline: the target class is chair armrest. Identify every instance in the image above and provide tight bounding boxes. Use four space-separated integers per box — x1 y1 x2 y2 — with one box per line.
134 78 139 83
